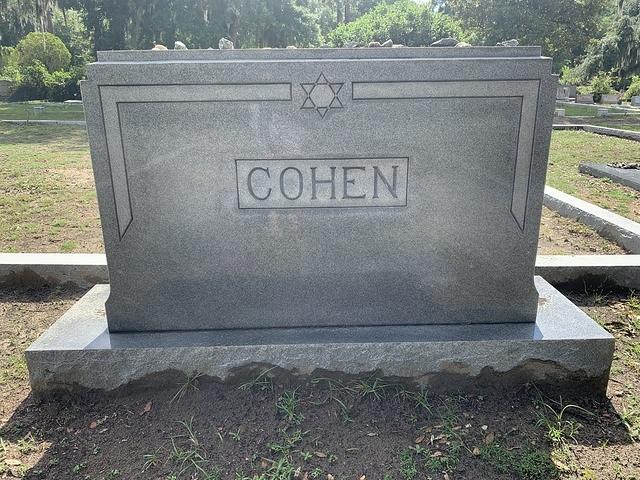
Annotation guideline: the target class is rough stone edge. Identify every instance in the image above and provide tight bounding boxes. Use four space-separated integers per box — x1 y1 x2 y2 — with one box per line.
552 123 640 142
544 186 640 253
579 163 640 192
3 252 640 290
25 340 614 398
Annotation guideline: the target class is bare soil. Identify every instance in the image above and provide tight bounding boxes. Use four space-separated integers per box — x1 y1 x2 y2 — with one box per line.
0 285 639 479
538 207 628 255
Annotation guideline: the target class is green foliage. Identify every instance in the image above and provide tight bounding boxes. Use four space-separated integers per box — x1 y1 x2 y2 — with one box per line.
443 0 609 71
623 75 640 100
572 0 640 83
479 443 558 480
53 8 93 65
0 47 14 72
398 448 418 480
276 390 304 424
327 0 465 47
15 32 71 73
515 451 559 480
559 65 581 86
579 72 616 102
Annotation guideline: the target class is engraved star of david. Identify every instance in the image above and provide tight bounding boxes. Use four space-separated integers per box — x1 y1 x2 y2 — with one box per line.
300 73 344 118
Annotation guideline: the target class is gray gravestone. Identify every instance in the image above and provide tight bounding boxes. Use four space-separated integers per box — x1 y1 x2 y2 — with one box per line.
632 96 640 107
81 47 555 332
26 47 614 394
580 163 640 192
556 86 570 100
576 94 594 104
600 93 620 104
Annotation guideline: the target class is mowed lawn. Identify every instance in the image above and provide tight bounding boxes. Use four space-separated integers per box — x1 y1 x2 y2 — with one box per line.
0 101 85 122
0 124 101 252
548 131 640 222
0 124 638 253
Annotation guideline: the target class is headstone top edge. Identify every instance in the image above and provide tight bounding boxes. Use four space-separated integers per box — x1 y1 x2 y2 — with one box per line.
95 46 544 63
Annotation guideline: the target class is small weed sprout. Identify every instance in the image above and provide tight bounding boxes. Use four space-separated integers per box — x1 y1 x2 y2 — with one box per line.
535 397 593 446
239 367 276 392
299 451 313 461
412 388 433 414
142 447 162 472
172 372 204 402
268 428 307 454
399 448 418 480
353 377 389 400
276 390 304 424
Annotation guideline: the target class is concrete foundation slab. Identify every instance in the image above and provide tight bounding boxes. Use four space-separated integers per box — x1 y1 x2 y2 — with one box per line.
579 163 640 192
26 277 614 395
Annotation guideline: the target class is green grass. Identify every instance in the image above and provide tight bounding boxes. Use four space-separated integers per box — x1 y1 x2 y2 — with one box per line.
618 124 640 131
479 443 559 480
0 101 84 121
0 123 101 253
557 102 632 117
548 131 640 222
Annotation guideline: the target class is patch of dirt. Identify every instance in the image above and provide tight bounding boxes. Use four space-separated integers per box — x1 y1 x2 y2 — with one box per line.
537 207 628 255
0 285 639 479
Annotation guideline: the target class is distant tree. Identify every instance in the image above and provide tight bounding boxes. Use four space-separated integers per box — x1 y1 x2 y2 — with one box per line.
326 0 465 46
572 0 640 84
443 0 610 71
15 31 71 72
53 7 92 64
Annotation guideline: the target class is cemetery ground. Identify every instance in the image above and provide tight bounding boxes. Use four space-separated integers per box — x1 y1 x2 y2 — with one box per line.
1 123 640 478
1 124 640 256
0 284 639 479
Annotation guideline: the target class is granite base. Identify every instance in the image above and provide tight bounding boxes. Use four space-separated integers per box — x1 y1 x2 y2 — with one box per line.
26 277 614 395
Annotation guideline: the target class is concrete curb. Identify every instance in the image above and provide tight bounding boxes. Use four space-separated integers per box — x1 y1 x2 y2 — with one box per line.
544 186 640 253
535 255 640 289
1 119 86 126
0 253 107 288
2 252 640 290
552 123 640 141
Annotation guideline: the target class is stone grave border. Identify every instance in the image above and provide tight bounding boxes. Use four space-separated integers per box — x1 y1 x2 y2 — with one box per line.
544 186 640 254
553 123 640 142
2 251 639 290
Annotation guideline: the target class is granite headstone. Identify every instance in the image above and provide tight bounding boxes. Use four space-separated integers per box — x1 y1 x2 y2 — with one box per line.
81 47 556 332
26 47 614 394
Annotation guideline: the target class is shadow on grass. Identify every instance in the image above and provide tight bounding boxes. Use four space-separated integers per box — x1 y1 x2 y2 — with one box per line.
0 123 88 146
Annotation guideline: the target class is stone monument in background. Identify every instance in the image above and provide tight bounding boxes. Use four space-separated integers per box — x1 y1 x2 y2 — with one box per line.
27 47 613 394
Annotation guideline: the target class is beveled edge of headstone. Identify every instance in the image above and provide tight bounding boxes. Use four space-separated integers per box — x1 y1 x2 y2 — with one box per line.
95 46 544 63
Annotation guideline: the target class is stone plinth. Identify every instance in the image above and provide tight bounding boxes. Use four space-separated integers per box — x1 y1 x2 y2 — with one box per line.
26 277 614 395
